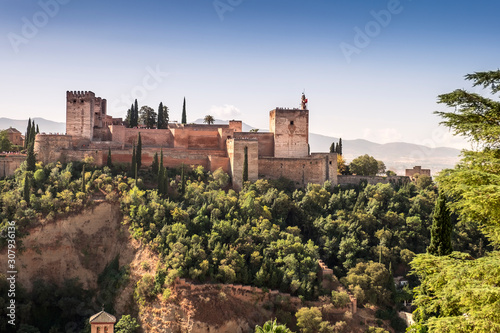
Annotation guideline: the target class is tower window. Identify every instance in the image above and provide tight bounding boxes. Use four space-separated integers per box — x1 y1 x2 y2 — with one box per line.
290 121 294 125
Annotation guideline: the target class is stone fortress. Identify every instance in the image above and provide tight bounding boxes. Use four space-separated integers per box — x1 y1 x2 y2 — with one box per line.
34 91 338 190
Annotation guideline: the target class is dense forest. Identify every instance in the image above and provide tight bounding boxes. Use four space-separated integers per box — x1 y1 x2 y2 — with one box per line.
0 70 499 332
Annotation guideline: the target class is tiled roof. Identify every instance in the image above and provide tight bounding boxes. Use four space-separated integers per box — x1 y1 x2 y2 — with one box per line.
89 310 117 324
5 127 20 133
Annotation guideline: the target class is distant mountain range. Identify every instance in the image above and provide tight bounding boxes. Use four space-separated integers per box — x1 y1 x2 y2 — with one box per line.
1 117 461 175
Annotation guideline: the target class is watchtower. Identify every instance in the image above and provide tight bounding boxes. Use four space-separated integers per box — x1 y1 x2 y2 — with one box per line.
66 91 96 140
269 93 309 158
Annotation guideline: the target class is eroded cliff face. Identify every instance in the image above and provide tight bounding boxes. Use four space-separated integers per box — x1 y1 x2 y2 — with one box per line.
4 202 136 291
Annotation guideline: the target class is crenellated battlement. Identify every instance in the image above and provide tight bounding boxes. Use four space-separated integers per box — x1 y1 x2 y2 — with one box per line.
66 91 96 101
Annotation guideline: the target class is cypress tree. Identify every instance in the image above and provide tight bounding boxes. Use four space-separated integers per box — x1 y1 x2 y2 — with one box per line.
134 99 139 127
181 97 187 124
26 142 36 172
36 124 40 134
136 133 142 170
131 144 136 178
126 107 132 127
23 173 30 205
81 165 86 193
427 193 453 256
25 118 32 149
152 152 159 174
163 168 169 195
243 146 248 182
107 148 113 168
338 138 343 155
30 120 35 145
180 163 185 194
329 142 336 153
158 162 164 195
157 102 164 129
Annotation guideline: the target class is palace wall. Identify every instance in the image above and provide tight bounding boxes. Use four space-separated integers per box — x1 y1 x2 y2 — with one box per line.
258 153 337 187
234 132 274 157
227 138 259 191
0 155 25 178
270 108 309 158
337 175 410 186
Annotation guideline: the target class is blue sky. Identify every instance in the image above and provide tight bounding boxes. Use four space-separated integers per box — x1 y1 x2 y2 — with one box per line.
1 0 500 149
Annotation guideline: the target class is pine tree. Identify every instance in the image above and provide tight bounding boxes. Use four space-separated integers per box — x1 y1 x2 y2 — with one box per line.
136 133 142 170
26 142 36 172
107 148 113 168
23 173 30 204
152 152 159 174
427 193 453 256
81 165 86 193
157 102 164 129
181 97 187 124
131 144 136 178
243 146 248 182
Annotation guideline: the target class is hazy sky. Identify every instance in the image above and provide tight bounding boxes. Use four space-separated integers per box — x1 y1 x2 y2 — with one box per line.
1 0 499 149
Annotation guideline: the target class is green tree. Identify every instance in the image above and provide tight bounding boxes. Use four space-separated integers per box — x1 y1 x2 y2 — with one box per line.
25 117 32 149
36 124 39 134
136 133 142 170
411 70 500 332
377 160 386 175
180 163 185 194
295 307 335 333
23 173 31 204
255 319 292 333
126 106 132 127
204 115 215 125
139 106 157 129
81 164 86 193
157 102 165 129
349 154 380 176
133 99 139 127
337 138 343 155
115 314 140 333
0 131 12 151
181 97 187 124
107 148 113 168
152 152 159 174
131 144 136 178
243 146 248 182
26 142 36 172
427 193 453 256
329 141 336 153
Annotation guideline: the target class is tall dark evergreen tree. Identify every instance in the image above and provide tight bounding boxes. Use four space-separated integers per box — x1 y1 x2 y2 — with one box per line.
131 144 136 178
134 99 139 127
329 142 336 153
181 97 187 124
25 118 32 149
36 124 40 134
157 102 164 129
126 107 132 127
427 193 453 256
157 149 164 195
152 152 159 174
23 173 30 204
337 138 343 155
107 148 113 168
180 163 185 194
26 142 36 172
81 165 86 193
162 168 169 195
136 133 142 170
243 146 248 182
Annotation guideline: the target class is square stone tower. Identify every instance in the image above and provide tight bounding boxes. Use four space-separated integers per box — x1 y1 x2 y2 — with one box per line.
66 91 96 140
270 107 309 158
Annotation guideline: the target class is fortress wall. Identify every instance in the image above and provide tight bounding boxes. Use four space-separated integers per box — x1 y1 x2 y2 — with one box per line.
92 127 112 141
338 175 410 186
34 134 73 165
0 155 25 178
122 128 173 147
258 154 335 187
187 130 220 149
234 132 274 157
109 125 126 145
208 156 230 173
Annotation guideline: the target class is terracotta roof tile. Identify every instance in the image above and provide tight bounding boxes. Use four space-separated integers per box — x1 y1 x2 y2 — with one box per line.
89 310 117 324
